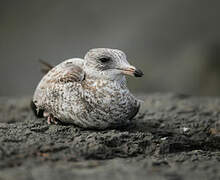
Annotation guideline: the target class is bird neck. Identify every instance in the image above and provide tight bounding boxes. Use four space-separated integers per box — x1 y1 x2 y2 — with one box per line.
84 73 128 90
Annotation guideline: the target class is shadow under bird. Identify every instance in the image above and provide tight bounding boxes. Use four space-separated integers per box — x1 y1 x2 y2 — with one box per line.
32 48 144 129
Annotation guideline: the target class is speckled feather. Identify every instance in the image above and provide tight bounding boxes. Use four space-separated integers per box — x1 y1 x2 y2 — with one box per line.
33 48 141 129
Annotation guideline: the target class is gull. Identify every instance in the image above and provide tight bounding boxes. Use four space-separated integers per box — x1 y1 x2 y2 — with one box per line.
32 48 143 129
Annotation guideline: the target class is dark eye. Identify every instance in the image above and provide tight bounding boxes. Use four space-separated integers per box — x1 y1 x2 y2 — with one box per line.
99 57 111 63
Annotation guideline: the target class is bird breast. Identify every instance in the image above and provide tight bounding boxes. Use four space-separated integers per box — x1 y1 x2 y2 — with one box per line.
81 78 139 119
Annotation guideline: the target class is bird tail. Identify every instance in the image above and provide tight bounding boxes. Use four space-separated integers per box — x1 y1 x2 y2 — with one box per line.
38 59 54 74
30 59 53 118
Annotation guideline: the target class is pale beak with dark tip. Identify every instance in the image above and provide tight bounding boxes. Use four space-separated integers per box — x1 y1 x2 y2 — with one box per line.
117 66 144 77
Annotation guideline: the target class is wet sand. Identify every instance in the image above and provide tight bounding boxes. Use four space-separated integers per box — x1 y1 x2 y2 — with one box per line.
0 93 220 180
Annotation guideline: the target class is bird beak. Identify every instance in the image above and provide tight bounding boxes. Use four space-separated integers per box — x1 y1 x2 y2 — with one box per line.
118 65 144 77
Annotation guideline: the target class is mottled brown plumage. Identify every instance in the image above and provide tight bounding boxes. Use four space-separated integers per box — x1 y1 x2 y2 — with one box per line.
33 48 143 129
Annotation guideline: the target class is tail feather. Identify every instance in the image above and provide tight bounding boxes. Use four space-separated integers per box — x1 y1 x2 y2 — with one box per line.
31 59 53 118
38 59 53 74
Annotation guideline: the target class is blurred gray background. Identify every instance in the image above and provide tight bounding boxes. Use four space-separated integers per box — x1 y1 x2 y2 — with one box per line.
1 0 220 97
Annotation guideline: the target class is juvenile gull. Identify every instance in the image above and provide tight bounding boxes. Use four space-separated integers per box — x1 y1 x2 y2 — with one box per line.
32 48 143 129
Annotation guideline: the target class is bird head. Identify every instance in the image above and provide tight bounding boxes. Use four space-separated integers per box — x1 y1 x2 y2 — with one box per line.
84 48 143 80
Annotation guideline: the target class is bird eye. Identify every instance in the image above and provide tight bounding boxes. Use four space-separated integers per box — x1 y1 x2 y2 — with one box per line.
99 57 111 63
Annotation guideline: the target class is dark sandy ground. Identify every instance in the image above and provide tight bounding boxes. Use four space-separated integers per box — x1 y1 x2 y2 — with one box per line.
0 93 220 180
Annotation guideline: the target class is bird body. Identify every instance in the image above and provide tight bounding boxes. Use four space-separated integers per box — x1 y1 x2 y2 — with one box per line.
33 48 143 129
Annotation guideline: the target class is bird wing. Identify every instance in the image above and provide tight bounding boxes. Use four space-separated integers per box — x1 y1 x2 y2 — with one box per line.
56 63 85 83
33 58 85 118
38 58 86 83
